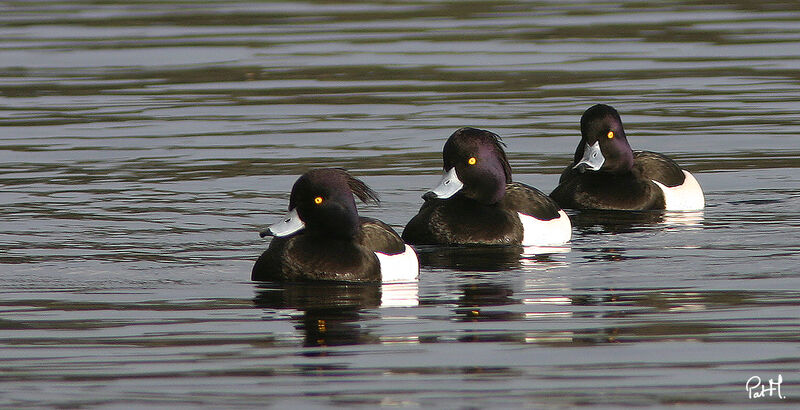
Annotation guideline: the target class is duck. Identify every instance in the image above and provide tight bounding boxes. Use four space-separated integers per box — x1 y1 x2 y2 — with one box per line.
550 104 705 211
402 127 572 246
252 168 419 283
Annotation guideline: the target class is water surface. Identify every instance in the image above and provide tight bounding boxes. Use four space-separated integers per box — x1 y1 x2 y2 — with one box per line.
1 1 799 407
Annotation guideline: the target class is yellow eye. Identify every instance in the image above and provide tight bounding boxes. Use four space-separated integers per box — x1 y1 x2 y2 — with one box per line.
467 157 477 165
607 131 614 139
314 196 323 205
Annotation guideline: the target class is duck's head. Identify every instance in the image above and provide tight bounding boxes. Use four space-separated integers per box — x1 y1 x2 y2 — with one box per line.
261 168 379 239
573 104 634 174
423 127 512 205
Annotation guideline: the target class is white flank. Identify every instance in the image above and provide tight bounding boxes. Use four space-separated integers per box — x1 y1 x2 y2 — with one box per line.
374 244 420 283
651 170 705 211
518 209 572 246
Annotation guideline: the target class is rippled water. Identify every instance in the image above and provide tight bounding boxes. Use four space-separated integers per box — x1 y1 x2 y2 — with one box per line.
2 1 799 408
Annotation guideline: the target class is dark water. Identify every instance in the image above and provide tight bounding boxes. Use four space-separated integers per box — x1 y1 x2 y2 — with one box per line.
2 1 799 407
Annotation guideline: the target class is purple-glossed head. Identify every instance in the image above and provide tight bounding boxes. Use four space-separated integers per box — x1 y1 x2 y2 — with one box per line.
572 104 634 175
261 168 379 239
423 127 512 205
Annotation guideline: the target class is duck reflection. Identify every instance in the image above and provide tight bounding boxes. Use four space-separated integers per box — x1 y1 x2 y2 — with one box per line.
570 209 704 234
569 289 739 344
417 244 569 272
518 288 761 345
455 282 520 319
661 210 704 230
452 282 526 343
253 282 381 347
570 209 664 234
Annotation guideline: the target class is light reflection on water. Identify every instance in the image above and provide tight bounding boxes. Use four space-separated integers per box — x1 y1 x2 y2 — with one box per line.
1 0 800 408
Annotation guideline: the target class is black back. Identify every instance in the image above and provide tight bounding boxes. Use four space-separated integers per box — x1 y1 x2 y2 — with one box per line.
252 231 382 282
633 151 686 188
358 217 406 255
550 167 665 211
402 182 562 245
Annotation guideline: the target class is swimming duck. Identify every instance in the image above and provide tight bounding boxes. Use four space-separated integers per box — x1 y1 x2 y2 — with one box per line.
550 104 704 211
402 127 572 246
252 168 419 283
